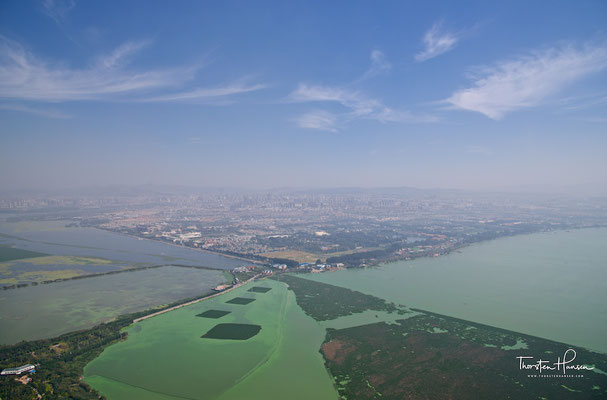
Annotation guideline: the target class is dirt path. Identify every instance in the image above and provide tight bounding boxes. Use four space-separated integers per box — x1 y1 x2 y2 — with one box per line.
132 275 261 323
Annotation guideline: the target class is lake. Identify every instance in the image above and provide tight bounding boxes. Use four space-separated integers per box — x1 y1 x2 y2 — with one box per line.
0 266 227 344
84 279 337 400
82 228 607 400
0 219 244 269
304 228 607 353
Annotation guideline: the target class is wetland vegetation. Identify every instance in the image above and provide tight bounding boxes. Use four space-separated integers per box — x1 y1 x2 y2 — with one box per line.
271 273 607 399
321 312 607 400
272 274 400 320
2 225 606 399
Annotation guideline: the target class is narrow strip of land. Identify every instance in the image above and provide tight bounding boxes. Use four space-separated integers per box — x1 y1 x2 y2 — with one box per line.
102 228 264 265
2 263 228 290
133 274 261 323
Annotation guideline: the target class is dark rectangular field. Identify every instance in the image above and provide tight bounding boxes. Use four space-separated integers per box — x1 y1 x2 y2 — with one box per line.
201 323 261 340
0 246 47 262
196 310 231 319
226 297 256 305
248 286 272 293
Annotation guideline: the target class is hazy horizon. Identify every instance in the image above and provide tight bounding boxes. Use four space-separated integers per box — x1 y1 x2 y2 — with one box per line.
2 182 607 198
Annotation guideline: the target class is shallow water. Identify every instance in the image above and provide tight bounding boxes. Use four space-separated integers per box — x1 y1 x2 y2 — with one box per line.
0 266 225 344
304 228 607 353
84 279 337 400
0 219 243 269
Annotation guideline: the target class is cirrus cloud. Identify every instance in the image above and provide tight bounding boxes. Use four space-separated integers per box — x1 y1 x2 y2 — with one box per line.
446 42 607 119
289 84 436 131
415 22 461 62
0 35 265 106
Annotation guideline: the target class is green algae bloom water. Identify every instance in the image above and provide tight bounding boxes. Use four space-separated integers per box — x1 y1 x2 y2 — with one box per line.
84 279 337 400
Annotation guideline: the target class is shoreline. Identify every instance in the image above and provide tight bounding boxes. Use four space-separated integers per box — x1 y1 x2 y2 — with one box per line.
1 263 230 291
367 224 607 270
96 227 264 265
133 274 261 323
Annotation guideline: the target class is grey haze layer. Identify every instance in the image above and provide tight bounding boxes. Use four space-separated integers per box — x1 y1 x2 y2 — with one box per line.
304 228 607 353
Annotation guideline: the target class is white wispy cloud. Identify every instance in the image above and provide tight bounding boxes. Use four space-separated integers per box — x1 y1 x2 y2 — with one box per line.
0 36 265 106
446 42 607 119
289 84 436 131
415 22 460 62
0 36 194 101
0 103 71 119
144 82 266 103
557 91 607 111
93 41 151 70
290 84 381 116
295 110 339 132
361 50 391 80
41 0 76 24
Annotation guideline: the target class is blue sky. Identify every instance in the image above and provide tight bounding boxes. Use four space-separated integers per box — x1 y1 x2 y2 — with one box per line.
1 0 606 192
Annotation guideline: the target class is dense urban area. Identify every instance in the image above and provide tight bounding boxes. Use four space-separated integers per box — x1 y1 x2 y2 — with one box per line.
2 187 606 270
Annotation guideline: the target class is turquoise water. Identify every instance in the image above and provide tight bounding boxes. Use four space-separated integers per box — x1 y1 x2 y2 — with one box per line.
304 228 607 353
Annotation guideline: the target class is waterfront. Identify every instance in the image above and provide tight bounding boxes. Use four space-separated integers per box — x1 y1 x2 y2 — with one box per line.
80 228 607 399
0 219 242 269
304 228 607 353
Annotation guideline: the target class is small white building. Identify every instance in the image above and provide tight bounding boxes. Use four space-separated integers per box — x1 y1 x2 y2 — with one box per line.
1 364 36 375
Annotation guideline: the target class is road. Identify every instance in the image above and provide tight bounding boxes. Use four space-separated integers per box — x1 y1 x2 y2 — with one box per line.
132 274 261 323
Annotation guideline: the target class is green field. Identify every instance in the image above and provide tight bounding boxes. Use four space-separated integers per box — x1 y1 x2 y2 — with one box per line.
202 323 262 340
196 310 232 319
